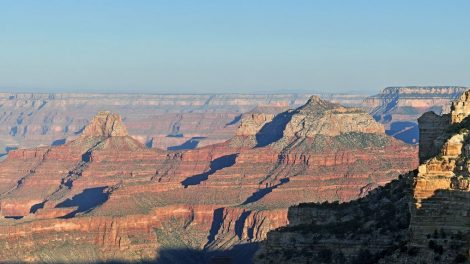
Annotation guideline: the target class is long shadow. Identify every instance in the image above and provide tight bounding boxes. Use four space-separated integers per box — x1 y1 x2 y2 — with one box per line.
74 126 85 135
155 243 260 264
30 201 46 214
168 137 206 151
235 210 252 240
206 208 224 246
242 178 289 205
32 244 259 264
82 150 93 162
1 146 18 157
56 186 109 218
225 114 242 126
386 121 419 144
51 138 66 146
181 154 238 188
255 111 294 147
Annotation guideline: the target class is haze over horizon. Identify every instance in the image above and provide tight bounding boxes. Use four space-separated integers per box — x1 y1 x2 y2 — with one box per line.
1 0 469 94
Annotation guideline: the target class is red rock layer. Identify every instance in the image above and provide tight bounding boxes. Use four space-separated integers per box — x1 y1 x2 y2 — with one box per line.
0 102 417 262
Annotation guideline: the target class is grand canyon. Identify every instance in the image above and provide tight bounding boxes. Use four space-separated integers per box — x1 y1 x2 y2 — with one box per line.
0 88 423 263
3 2 467 263
0 86 465 157
258 90 470 264
0 86 469 263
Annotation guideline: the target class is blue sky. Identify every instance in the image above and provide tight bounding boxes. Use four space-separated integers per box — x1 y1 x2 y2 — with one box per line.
0 0 469 94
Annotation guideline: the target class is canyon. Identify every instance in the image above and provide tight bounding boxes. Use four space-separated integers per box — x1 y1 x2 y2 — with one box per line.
0 86 466 160
364 86 468 144
258 89 470 264
0 95 417 263
0 93 366 157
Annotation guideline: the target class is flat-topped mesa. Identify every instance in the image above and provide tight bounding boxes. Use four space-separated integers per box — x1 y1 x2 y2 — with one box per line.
379 86 468 96
81 111 128 138
283 95 384 138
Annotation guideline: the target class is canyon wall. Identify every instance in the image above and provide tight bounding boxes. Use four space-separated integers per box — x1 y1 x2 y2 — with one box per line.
0 88 464 158
364 86 468 144
0 93 366 157
0 96 416 263
257 89 470 264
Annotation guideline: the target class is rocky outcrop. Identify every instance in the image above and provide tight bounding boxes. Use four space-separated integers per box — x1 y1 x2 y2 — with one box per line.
236 113 276 137
0 96 416 263
81 111 128 137
411 91 470 248
417 111 451 162
256 174 413 264
283 96 384 139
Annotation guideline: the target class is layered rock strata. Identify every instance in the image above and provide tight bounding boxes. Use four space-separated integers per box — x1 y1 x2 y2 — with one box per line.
0 96 416 263
257 90 470 264
0 93 367 156
364 86 468 144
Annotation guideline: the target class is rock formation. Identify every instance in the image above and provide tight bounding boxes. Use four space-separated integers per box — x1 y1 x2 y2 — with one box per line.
81 111 129 138
0 93 367 157
257 90 470 264
255 174 414 264
0 96 416 263
364 86 468 144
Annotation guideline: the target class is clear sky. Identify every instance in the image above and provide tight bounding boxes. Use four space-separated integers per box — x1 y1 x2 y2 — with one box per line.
0 0 469 94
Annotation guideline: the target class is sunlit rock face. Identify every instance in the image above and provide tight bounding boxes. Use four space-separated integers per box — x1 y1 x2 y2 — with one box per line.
0 96 416 263
257 89 470 264
412 90 470 241
81 111 128 138
364 86 468 144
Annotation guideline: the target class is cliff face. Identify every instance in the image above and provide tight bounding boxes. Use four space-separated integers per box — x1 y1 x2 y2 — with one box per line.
364 86 468 144
0 96 416 263
411 91 470 252
257 90 470 264
256 174 414 264
81 111 129 138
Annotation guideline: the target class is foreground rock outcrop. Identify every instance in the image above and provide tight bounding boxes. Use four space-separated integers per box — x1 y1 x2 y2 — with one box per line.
0 96 416 263
258 90 470 264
